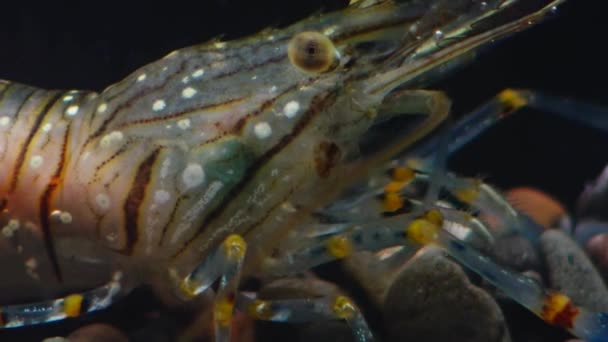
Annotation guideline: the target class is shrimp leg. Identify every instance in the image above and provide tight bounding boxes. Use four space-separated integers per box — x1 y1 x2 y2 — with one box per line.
265 202 608 341
240 292 374 342
413 89 608 166
0 271 123 328
179 234 247 342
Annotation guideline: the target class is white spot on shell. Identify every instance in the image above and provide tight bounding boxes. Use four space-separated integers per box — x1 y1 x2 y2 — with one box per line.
51 210 73 224
0 116 11 127
214 42 226 49
59 212 72 224
254 122 272 139
323 25 338 36
181 87 197 99
95 193 111 210
283 101 300 118
182 163 205 189
62 95 74 102
160 158 171 179
281 201 297 213
97 103 108 114
269 85 278 93
177 118 191 130
182 76 190 84
106 233 117 242
154 190 171 204
137 73 147 82
100 131 124 148
192 68 205 78
152 99 166 112
2 219 20 238
25 257 38 271
42 123 52 133
30 155 44 169
65 105 79 117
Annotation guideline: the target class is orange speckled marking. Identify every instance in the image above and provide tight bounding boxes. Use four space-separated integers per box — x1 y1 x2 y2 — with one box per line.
64 294 84 317
383 192 404 212
392 167 414 182
407 219 439 245
384 181 407 194
424 209 444 226
541 292 580 329
215 295 236 327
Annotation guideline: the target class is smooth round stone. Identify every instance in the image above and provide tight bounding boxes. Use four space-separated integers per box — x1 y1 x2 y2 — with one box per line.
67 324 129 342
586 232 608 270
343 248 416 306
540 229 608 312
506 187 568 229
489 235 541 272
383 246 511 342
577 164 608 221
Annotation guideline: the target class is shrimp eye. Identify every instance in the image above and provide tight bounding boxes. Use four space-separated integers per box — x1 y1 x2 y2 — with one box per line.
288 31 338 73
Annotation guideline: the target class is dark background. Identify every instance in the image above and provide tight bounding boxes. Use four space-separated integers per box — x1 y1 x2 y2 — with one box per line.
0 0 606 209
0 0 606 341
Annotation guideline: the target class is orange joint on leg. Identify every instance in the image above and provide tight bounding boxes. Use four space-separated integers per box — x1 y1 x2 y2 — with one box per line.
64 294 84 317
384 181 407 194
541 292 580 329
407 219 439 245
454 186 480 204
179 278 199 298
333 296 356 320
498 89 528 112
392 167 415 183
383 192 404 212
326 235 353 259
223 234 247 260
248 299 273 320
424 209 444 226
215 296 236 327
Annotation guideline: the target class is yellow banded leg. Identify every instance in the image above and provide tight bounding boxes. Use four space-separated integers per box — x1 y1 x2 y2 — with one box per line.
179 234 247 342
264 210 446 277
0 271 123 328
249 210 446 342
413 89 608 170
241 294 374 342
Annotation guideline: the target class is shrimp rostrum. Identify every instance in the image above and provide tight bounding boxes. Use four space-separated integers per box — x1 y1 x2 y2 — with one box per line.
0 0 606 341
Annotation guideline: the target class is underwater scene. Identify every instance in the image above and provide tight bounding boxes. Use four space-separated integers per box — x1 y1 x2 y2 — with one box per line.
0 0 607 341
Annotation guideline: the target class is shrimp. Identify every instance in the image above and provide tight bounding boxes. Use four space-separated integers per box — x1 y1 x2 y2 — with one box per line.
1 0 606 341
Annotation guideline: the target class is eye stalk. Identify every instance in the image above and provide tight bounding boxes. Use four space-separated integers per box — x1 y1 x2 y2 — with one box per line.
288 31 339 74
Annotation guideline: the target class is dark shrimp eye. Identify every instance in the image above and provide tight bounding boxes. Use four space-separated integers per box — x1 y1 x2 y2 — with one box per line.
288 31 338 73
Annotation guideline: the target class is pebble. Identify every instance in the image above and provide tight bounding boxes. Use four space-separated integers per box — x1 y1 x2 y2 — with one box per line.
489 235 541 272
576 164 608 221
343 248 415 306
506 187 568 229
67 324 129 342
586 231 608 270
540 229 608 312
382 246 511 342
